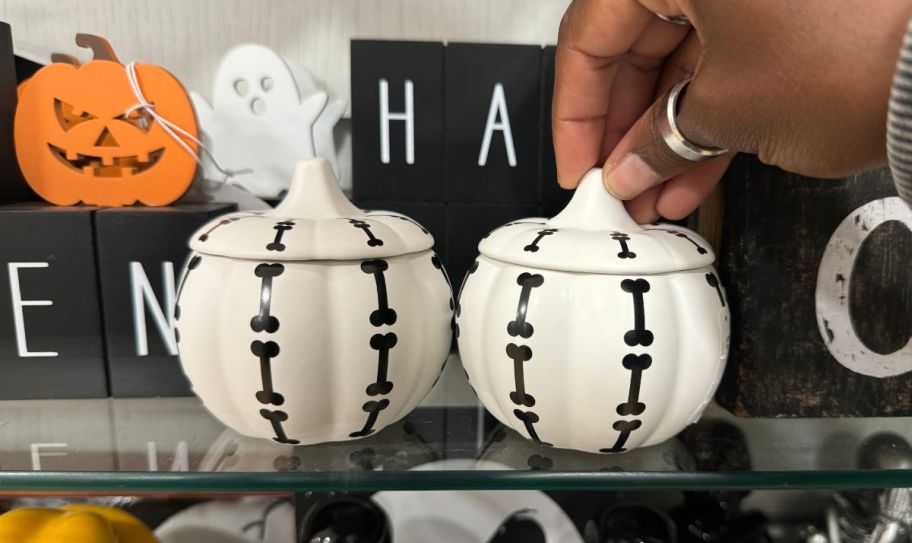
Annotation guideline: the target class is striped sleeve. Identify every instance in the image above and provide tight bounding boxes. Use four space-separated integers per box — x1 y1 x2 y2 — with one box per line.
888 19 912 205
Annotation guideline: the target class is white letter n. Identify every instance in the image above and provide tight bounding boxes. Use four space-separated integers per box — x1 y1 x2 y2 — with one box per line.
131 261 177 356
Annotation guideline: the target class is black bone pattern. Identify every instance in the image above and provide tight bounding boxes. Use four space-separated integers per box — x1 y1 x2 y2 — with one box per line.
616 354 652 416
621 279 654 347
366 333 397 396
705 272 726 307
348 218 384 247
506 343 535 407
259 409 300 445
353 259 398 437
250 263 284 333
453 260 479 339
251 340 284 406
523 228 558 252
513 409 552 446
266 221 295 252
611 232 636 259
198 213 265 242
600 420 643 453
350 399 390 438
506 271 550 446
646 228 708 255
250 262 294 444
361 260 397 326
174 254 202 321
365 213 429 235
483 220 547 240
507 273 544 338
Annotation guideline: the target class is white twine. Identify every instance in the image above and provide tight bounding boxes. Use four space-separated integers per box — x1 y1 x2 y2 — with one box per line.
123 61 251 183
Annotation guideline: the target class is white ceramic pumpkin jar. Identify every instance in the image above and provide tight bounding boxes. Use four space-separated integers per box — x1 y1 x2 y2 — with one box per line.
176 158 453 445
456 168 730 454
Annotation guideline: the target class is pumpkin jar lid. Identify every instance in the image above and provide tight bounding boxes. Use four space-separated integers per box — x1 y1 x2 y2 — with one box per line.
478 168 715 274
189 158 433 260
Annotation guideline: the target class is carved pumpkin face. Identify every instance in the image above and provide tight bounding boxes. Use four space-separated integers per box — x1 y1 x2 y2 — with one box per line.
15 40 198 206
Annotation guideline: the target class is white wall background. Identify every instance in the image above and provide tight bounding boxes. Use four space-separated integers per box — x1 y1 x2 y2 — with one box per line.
0 0 568 112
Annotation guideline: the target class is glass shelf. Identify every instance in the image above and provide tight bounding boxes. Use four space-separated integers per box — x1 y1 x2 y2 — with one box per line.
1 355 912 493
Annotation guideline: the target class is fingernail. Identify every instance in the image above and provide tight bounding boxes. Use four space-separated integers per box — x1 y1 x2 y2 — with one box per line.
603 154 661 200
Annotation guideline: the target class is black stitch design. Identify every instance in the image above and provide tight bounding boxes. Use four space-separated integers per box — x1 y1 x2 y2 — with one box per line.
621 279 653 347
523 229 558 252
349 219 384 247
507 273 544 338
366 333 396 396
251 340 283 405
266 221 295 252
350 399 390 438
600 420 643 453
259 409 300 444
616 354 651 416
366 213 429 235
483 221 548 239
513 409 552 446
174 254 202 320
611 232 636 259
527 454 553 471
361 260 397 326
646 228 707 254
506 343 535 407
250 263 284 333
705 272 726 307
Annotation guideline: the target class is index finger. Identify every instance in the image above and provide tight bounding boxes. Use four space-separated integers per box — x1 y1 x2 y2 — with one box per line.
552 0 654 188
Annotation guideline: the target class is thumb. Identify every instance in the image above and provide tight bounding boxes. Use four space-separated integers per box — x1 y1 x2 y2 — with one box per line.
602 73 733 200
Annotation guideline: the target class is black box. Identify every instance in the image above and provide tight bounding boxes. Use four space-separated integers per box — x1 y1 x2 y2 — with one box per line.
351 40 445 203
95 204 235 397
444 43 542 204
0 204 107 398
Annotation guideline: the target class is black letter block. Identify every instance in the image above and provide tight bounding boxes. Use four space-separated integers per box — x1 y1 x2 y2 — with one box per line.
95 203 236 398
447 203 541 290
0 204 106 399
716 156 912 417
539 46 573 215
0 22 30 202
351 40 444 203
445 43 542 204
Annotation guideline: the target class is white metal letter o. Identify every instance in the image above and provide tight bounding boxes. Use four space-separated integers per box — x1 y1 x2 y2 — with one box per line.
815 196 912 377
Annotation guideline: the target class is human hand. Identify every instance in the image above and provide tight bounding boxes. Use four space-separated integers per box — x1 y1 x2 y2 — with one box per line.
552 0 912 223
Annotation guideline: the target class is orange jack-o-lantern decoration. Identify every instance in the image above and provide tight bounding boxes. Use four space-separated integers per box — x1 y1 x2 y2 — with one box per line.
15 34 199 206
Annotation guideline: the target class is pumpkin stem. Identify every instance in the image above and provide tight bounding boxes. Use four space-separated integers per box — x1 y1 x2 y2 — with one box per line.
50 53 81 66
74 33 120 63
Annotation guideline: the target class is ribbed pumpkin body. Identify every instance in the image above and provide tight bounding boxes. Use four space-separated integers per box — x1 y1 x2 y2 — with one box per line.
457 257 729 453
177 250 452 445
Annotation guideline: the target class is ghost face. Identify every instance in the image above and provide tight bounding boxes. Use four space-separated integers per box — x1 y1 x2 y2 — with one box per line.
212 44 301 118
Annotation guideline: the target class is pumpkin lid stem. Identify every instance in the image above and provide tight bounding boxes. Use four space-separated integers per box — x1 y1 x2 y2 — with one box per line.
549 168 640 231
75 33 120 63
270 158 361 220
50 53 81 66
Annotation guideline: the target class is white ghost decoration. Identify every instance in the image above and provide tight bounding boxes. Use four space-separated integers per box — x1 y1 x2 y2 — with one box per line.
192 44 345 198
